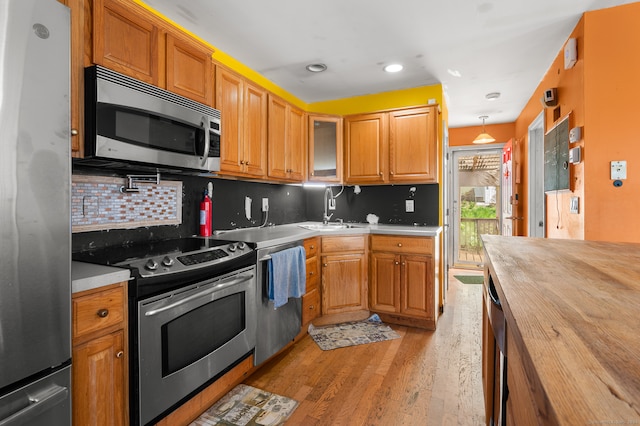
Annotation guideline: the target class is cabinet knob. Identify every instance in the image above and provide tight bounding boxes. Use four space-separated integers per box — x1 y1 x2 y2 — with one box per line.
310 245 315 249
390 171 394 175
309 305 315 310
246 161 250 165
395 261 399 265
70 129 78 136
97 309 109 318
397 243 403 247
310 271 315 276
323 263 328 267
116 351 124 359
402 262 406 266
379 172 383 177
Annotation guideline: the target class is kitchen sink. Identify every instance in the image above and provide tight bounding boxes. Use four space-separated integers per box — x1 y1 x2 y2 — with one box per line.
298 223 360 231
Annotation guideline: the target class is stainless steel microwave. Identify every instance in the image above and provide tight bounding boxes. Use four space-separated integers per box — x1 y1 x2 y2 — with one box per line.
80 65 220 174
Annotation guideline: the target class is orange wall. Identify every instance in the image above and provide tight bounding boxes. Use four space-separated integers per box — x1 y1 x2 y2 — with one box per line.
449 123 515 147
582 3 640 242
514 20 586 239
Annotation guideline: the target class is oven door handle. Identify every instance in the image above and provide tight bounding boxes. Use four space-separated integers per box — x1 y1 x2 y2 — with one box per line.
144 273 254 317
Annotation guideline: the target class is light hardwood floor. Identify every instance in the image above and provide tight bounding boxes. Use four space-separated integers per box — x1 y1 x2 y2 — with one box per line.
244 271 485 425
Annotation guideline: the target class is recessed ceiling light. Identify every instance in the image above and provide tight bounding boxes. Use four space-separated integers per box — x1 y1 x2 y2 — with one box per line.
383 63 403 73
447 69 462 78
306 63 327 73
485 92 501 101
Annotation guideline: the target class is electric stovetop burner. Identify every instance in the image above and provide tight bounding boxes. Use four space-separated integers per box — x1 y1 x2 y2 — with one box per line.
73 236 256 280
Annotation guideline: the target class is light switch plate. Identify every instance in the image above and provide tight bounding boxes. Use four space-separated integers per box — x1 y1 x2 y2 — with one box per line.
611 161 627 180
570 196 579 214
405 199 415 213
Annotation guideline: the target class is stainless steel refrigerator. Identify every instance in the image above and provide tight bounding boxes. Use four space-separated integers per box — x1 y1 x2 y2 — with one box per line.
0 1 72 425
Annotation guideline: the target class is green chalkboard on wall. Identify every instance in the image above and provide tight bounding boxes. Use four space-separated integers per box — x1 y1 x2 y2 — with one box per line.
544 115 570 192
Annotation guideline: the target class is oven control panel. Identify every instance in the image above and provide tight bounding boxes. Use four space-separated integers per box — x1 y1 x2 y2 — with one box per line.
121 241 254 278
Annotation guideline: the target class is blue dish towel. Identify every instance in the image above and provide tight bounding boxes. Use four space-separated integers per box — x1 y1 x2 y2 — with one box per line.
267 246 306 309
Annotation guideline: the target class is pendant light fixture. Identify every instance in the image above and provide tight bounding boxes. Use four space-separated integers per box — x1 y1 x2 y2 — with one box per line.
473 115 496 144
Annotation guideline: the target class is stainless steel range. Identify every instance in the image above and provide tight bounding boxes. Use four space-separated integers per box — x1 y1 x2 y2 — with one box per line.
74 237 257 426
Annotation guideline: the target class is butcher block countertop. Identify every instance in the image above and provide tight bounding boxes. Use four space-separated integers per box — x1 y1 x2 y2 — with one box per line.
482 235 640 424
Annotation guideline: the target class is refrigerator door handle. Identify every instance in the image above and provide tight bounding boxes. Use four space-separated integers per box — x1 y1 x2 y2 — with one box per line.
0 384 69 426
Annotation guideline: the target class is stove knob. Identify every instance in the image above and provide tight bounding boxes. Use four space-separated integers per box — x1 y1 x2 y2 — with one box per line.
237 242 246 250
145 259 158 271
162 256 174 267
228 243 237 252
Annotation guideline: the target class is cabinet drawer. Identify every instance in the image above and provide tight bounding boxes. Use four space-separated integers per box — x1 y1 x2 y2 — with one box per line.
370 235 433 255
321 235 366 253
304 237 319 258
73 284 125 340
302 288 320 325
306 257 318 291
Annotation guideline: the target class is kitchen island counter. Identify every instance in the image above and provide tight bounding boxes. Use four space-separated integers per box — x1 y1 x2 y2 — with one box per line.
209 222 442 248
482 235 640 425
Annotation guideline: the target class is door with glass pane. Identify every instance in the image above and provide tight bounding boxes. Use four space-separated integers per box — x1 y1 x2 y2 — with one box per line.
452 148 502 268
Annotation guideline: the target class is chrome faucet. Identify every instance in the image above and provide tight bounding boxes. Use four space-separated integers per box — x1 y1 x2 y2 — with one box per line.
323 187 334 224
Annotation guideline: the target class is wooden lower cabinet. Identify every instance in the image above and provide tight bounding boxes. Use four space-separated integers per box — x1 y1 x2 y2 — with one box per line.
73 330 127 426
369 235 437 329
302 237 321 326
505 327 539 426
72 282 128 426
320 235 368 315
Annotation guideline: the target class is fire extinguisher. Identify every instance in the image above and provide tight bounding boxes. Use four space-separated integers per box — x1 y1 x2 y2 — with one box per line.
199 189 212 236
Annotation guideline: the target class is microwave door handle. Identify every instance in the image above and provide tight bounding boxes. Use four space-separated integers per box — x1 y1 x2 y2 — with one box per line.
144 273 254 317
201 117 210 168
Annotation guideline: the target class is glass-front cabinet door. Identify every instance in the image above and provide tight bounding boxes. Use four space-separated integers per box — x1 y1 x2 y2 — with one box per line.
308 114 343 182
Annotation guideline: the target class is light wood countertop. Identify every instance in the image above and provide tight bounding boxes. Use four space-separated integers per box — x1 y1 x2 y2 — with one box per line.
482 235 640 425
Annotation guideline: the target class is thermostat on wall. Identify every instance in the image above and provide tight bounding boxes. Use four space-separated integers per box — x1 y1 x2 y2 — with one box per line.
569 126 582 143
564 38 577 69
569 146 581 164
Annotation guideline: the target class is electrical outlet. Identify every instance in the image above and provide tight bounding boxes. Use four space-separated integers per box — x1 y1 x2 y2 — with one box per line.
405 199 415 213
262 198 269 212
329 199 336 211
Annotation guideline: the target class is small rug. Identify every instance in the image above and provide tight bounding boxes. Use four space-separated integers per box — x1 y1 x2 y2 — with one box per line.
308 313 401 351
190 384 298 426
454 275 484 284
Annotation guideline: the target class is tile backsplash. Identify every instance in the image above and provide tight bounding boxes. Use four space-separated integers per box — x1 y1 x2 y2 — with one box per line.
72 175 182 233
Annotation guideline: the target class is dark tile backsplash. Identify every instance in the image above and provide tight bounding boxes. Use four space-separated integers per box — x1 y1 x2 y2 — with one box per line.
72 173 438 252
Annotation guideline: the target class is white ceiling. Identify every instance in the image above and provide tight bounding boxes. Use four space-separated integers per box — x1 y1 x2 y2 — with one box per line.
141 0 635 128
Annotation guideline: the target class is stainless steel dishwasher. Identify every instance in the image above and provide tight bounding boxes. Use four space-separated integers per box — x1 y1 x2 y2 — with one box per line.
254 240 304 365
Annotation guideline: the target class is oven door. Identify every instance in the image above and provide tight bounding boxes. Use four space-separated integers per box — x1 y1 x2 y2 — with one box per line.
137 265 256 425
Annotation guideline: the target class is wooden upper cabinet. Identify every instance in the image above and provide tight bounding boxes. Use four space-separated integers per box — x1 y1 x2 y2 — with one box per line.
288 105 306 181
344 112 388 184
243 81 268 177
58 0 87 156
217 67 267 177
165 33 214 106
93 0 215 106
93 0 160 85
344 106 439 185
267 95 306 182
217 67 244 174
308 114 343 183
389 106 438 183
